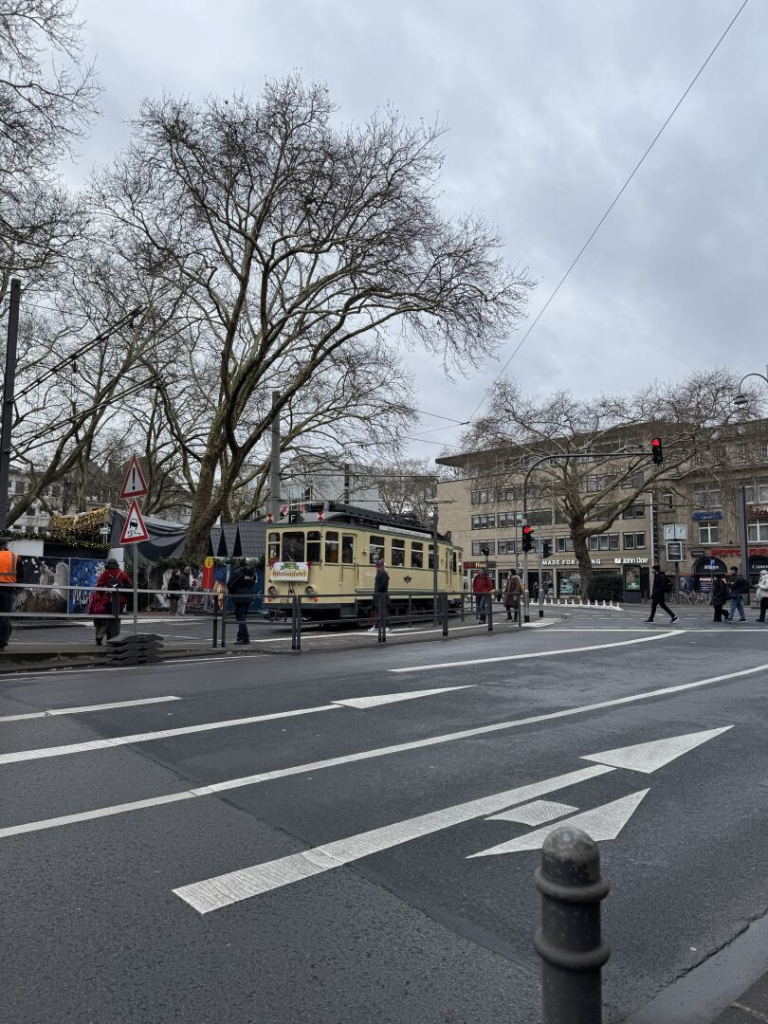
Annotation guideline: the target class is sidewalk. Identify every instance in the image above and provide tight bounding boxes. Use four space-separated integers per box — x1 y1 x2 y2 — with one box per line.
715 974 768 1022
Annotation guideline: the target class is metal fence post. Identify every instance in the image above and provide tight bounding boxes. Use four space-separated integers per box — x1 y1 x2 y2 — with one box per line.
460 592 465 622
487 593 493 633
111 588 121 639
212 613 218 649
441 592 449 636
378 592 387 643
291 594 302 651
220 600 226 647
534 827 610 1024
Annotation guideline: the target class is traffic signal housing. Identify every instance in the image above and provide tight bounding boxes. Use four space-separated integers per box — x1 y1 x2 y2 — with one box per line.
542 540 552 558
522 524 534 552
651 437 663 466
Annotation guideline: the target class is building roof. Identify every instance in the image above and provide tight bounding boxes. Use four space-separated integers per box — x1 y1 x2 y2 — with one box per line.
236 521 266 559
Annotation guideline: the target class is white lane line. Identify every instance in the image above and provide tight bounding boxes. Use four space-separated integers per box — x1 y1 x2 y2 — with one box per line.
0 686 469 765
2 663 765 841
389 632 682 673
0 695 181 723
172 765 615 913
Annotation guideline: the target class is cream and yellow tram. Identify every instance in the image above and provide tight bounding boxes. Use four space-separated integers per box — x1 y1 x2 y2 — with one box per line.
263 502 463 622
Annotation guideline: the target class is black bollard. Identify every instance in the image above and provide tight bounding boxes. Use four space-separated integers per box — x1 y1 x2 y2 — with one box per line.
534 827 610 1024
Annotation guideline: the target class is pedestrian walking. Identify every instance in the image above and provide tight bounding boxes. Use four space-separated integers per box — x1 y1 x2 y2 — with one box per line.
645 564 679 624
755 569 768 623
177 566 193 615
0 538 22 650
227 558 256 645
503 569 523 622
472 568 494 623
167 568 184 615
369 558 390 633
726 565 748 623
87 558 132 646
710 575 729 623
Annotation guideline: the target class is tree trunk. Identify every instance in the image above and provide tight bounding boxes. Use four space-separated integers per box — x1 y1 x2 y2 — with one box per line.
572 526 593 602
183 453 222 562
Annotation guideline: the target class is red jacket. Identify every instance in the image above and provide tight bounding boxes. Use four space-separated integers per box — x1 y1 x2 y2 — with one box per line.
472 572 494 595
88 567 133 615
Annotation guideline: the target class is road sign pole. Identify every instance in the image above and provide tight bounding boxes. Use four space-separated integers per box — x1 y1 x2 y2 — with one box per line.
132 542 138 635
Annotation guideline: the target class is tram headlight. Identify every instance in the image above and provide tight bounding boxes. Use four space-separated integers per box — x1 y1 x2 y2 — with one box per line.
267 586 278 596
305 585 316 596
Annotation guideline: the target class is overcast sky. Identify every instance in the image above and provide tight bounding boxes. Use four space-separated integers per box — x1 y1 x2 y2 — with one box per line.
70 0 767 460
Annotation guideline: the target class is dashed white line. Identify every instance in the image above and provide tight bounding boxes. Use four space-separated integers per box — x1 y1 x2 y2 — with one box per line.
0 695 181 723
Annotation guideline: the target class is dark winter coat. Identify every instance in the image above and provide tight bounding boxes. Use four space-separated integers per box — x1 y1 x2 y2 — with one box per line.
651 570 672 599
167 570 185 595
88 567 133 615
374 568 390 594
710 578 728 607
728 573 748 597
227 565 256 605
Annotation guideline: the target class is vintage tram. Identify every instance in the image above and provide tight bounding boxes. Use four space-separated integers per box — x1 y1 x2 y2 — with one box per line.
263 502 463 622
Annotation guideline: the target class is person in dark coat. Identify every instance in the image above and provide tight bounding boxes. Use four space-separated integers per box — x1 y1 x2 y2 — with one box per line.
710 576 729 622
726 566 748 623
645 564 679 624
227 559 256 644
503 570 523 622
88 558 132 645
369 558 390 633
167 568 184 615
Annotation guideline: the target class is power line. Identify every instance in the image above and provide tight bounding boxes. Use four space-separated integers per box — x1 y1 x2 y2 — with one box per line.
468 0 752 421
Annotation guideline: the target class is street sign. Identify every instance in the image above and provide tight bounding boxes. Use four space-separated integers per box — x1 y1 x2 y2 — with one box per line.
666 540 684 562
120 455 148 499
120 499 149 545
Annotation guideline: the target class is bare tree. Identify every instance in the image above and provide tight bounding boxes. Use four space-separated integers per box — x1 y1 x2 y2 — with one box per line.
371 458 438 525
0 0 99 296
92 77 532 559
462 370 750 593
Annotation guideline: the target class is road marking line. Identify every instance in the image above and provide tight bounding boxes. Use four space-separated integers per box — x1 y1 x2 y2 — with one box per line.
0 695 181 723
0 665 761 841
0 686 468 765
486 799 577 825
389 632 682 673
172 765 615 913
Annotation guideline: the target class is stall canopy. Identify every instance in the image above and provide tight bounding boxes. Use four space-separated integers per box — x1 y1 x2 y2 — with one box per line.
110 510 187 561
207 521 266 560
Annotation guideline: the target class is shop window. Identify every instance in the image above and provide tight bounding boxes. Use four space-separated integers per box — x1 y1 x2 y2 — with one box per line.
392 539 406 567
307 530 321 563
342 535 355 564
411 542 424 568
369 535 385 564
325 531 340 564
282 531 305 562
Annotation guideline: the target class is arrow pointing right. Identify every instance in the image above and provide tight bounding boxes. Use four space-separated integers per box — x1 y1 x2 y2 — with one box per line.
581 726 733 774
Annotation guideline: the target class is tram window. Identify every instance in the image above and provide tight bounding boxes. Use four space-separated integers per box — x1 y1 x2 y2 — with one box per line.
282 532 305 562
428 544 435 570
268 532 280 562
452 551 458 573
325 531 340 564
391 539 405 567
342 535 355 564
307 530 321 563
411 542 424 568
370 535 385 564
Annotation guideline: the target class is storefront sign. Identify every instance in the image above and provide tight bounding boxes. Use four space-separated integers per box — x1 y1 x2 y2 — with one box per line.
542 558 602 567
614 557 649 565
690 549 705 558
270 561 310 582
692 510 724 521
463 561 497 569
748 505 768 518
624 567 641 591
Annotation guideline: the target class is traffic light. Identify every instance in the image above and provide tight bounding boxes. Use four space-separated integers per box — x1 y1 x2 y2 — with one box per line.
651 437 663 466
542 540 552 558
522 524 534 552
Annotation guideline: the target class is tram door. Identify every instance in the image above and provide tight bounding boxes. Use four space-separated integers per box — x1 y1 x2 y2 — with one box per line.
340 533 355 595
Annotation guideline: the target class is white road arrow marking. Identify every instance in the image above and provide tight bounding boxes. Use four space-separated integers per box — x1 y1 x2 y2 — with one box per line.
581 726 733 774
469 790 650 857
486 799 577 826
0 686 470 766
172 765 615 914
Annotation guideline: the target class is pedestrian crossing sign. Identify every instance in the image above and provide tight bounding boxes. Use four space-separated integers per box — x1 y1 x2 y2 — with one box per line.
120 499 149 545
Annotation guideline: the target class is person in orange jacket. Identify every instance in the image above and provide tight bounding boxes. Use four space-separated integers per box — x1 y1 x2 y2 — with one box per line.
0 538 22 649
472 568 494 623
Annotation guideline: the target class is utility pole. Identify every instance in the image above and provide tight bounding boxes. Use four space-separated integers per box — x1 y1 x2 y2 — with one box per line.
270 391 281 520
432 506 439 626
343 463 351 504
0 279 20 532
739 485 749 603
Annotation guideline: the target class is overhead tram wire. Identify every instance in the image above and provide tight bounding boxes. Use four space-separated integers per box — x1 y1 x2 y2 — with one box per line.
467 0 752 422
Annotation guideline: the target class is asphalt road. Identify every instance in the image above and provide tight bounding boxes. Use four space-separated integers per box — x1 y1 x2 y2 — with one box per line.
1 607 767 1024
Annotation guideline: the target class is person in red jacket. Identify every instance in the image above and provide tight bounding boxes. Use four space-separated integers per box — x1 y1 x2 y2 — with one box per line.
87 558 133 645
472 568 494 623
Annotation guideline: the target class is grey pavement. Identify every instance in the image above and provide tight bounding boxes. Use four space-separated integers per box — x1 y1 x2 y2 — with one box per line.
1 605 767 1023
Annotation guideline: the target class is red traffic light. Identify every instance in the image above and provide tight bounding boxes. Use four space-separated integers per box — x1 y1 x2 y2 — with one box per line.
651 436 663 465
523 525 532 535
651 438 660 447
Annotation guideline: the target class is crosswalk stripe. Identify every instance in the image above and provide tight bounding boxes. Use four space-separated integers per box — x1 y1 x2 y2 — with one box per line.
0 696 181 723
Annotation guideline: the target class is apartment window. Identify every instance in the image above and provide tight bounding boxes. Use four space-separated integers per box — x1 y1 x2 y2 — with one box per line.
623 532 646 550
497 512 519 529
747 521 768 543
624 471 644 490
693 486 722 508
622 503 645 519
661 492 674 510
470 489 492 504
471 541 483 556
470 491 480 505
391 539 406 567
411 542 424 568
471 514 495 530
698 523 720 544
325 531 340 564
733 443 747 463
556 537 574 552
585 476 601 493
369 535 385 564
307 530 322 563
470 540 495 556
502 487 515 502
588 533 619 551
497 538 516 555
744 483 768 504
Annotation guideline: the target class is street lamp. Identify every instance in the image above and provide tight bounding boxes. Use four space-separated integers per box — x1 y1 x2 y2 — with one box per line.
734 366 768 409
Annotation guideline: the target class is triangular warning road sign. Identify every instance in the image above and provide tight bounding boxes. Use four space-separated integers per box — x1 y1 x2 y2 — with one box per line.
120 455 148 499
120 499 150 545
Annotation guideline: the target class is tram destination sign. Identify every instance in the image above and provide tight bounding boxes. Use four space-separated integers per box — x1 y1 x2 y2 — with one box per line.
270 561 310 582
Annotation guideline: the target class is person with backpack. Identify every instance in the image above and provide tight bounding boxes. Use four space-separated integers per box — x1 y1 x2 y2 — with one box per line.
727 565 748 623
227 558 256 644
645 564 679 624
87 558 133 645
472 568 494 623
